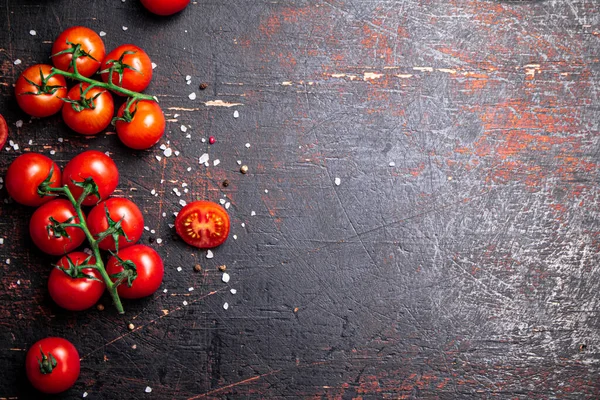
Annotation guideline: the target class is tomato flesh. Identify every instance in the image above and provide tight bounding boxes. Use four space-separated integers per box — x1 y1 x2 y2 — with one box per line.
175 201 230 248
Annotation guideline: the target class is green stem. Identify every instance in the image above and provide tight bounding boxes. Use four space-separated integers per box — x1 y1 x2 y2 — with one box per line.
45 186 125 314
50 68 155 101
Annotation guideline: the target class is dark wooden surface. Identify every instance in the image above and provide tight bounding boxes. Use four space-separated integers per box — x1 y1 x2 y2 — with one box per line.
1 0 600 398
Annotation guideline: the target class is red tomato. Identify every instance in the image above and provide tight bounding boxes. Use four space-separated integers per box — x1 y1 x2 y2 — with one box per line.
25 337 80 394
62 150 119 206
140 0 190 16
100 44 153 94
0 114 8 149
29 199 85 255
51 26 105 78
62 83 114 135
15 64 67 118
175 201 230 248
5 153 61 207
48 252 104 311
106 244 164 299
115 100 165 149
87 197 144 251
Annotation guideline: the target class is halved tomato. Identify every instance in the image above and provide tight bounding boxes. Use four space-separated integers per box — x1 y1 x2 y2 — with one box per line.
175 201 230 248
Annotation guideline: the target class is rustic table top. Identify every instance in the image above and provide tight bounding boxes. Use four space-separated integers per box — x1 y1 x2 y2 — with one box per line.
1 0 599 398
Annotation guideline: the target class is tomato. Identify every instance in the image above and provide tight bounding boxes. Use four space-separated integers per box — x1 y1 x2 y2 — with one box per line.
0 114 8 149
175 201 230 248
140 0 190 16
51 26 105 78
48 252 104 311
29 199 85 255
25 337 80 394
100 44 153 94
62 83 114 135
15 64 67 118
115 100 165 149
62 150 119 206
5 153 61 207
106 245 164 299
87 197 144 251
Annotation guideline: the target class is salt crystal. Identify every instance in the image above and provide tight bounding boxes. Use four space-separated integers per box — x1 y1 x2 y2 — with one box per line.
233 110 239 118
58 137 64 143
174 151 180 156
14 59 21 65
122 26 128 31
265 189 269 193
160 144 167 150
99 31 106 37
151 62 157 69
144 226 150 231
49 149 55 155
225 202 230 209
182 301 188 306
163 289 168 293
233 235 237 240
145 387 152 393
28 140 33 145
181 182 188 187
151 189 156 195
185 75 191 81
198 153 209 164
188 287 194 292
15 120 23 128
16 280 20 285
162 212 167 217
206 250 214 259
155 155 162 162
187 167 192 171
172 188 180 195
150 229 156 234
230 289 237 294
179 199 186 207
188 92 196 100
241 223 245 228
222 273 230 283
180 125 188 132
174 114 180 118
13 144 19 151
219 199 226 204
177 267 182 272
334 177 341 186
251 211 256 216
223 302 229 310
164 148 172 157
204 162 209 167
213 159 220 166
156 238 163 244
245 143 251 148
29 30 36 36
389 161 396 167
0 238 4 244
237 160 242 165
201 138 206 143
5 259 10 264
83 392 88 398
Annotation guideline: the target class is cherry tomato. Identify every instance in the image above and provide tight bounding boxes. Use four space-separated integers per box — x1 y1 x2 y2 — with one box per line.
29 199 85 255
62 150 119 206
25 337 80 394
51 26 105 78
15 64 67 118
140 0 190 16
0 114 8 149
48 252 104 311
62 83 114 135
100 44 153 94
106 245 164 299
115 100 165 149
5 153 61 207
87 197 144 251
175 201 230 248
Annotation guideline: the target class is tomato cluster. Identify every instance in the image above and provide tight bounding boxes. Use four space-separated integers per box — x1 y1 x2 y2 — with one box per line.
15 26 165 150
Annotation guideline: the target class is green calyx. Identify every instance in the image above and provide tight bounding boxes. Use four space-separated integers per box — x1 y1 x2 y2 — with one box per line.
37 347 58 375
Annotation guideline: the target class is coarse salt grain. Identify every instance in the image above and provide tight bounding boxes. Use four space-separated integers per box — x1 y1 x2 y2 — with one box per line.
241 223 245 228
188 287 194 291
185 75 191 81
156 238 163 244
6 259 10 264
174 150 180 156
15 120 23 128
230 289 237 294
14 59 21 65
150 229 155 234
182 301 188 306
58 137 63 143
160 144 167 150
223 302 229 310
222 272 230 283
164 148 173 157
334 177 341 186
251 211 256 216
180 125 188 132
0 239 4 245
265 189 269 193
179 199 186 207
177 267 182 272
233 110 239 118
206 250 214 259
151 189 156 195
389 161 396 167
145 386 152 393
144 226 150 231
245 143 251 148
99 31 106 37
29 30 36 35
163 289 168 293
188 92 197 100
233 234 237 240
122 26 128 31
225 202 230 209
83 392 88 398
213 159 220 166
219 199 226 204
237 160 242 165
151 62 157 69
155 155 162 161
198 153 209 164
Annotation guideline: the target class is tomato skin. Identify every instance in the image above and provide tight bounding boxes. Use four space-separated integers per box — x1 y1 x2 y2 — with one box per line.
6 153 61 207
87 197 144 251
15 64 67 118
140 0 190 15
62 150 119 206
48 252 104 311
52 26 105 78
0 114 8 149
25 337 80 394
115 100 165 149
29 199 85 255
175 201 230 248
106 245 164 299
62 83 114 135
100 44 153 94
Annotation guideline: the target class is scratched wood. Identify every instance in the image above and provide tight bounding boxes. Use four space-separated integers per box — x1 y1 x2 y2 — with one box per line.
1 0 599 398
